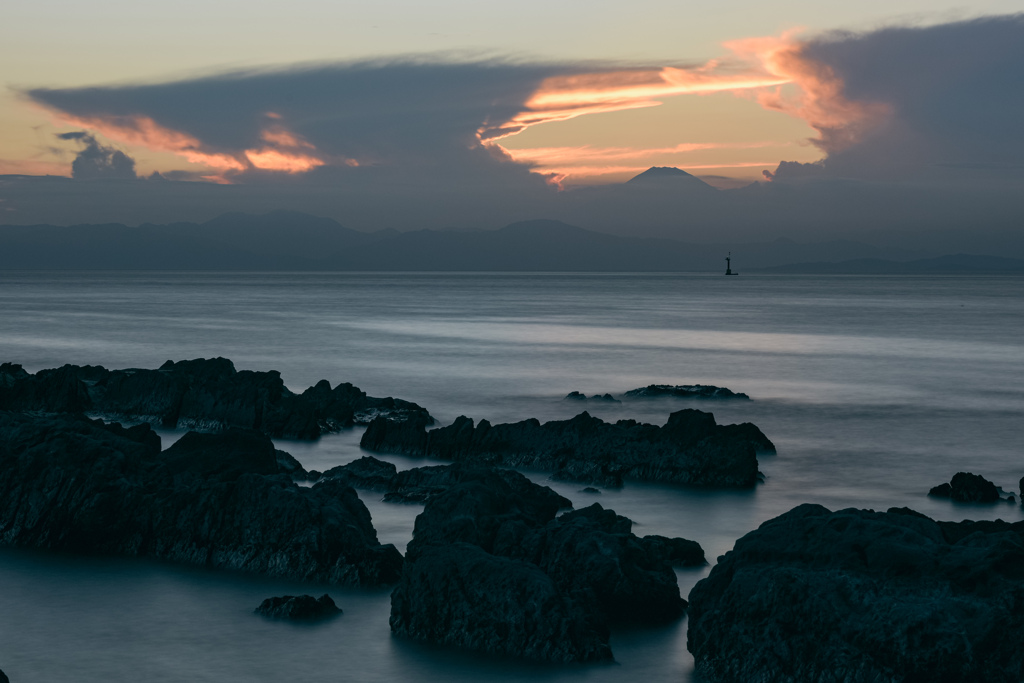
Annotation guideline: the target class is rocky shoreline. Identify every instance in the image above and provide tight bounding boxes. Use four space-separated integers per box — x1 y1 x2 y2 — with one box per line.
687 504 1024 681
0 411 402 585
3 357 1022 678
0 358 431 439
361 409 775 488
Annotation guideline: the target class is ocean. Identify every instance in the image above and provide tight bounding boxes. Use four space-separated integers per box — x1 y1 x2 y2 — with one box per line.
1 271 1022 681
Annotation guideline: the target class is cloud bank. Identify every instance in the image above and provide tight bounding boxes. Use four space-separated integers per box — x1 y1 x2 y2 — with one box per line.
6 14 1024 246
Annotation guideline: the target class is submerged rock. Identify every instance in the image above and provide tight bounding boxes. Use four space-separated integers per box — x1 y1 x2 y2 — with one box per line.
255 594 342 620
0 358 431 439
624 384 750 400
687 504 1024 682
391 467 698 662
928 471 1002 502
361 409 774 488
0 411 402 586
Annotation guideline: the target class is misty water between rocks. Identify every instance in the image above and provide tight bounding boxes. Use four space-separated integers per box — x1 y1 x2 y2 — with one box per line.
1 271 1022 682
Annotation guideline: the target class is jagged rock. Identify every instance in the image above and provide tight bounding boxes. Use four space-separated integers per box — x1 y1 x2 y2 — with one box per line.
1019 475 1023 502
624 384 750 400
0 666 7 683
640 534 706 567
391 468 696 662
0 411 402 586
493 504 688 623
564 391 620 403
361 409 774 488
322 456 568 505
687 504 1024 682
580 486 601 494
0 358 431 439
928 471 1002 502
255 594 342 620
391 543 612 663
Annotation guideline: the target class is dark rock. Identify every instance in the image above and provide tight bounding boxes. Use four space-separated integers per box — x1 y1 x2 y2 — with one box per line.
323 456 570 506
392 468 694 661
564 391 620 403
255 594 342 620
580 486 601 494
928 471 1001 502
0 667 7 683
0 358 432 439
361 409 774 488
640 534 706 567
0 411 402 586
390 543 612 663
687 504 1024 682
624 384 750 400
1020 475 1023 502
493 504 688 623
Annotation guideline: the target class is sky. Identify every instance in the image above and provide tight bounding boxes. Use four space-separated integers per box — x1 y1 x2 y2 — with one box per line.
1 1 1022 242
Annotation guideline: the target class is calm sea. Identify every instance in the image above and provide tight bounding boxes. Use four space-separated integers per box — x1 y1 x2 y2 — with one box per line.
1 272 1022 681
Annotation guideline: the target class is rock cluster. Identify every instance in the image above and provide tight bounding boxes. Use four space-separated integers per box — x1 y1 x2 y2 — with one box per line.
0 358 430 439
362 409 774 488
624 384 750 400
390 467 702 662
255 594 342 620
687 504 1024 682
0 411 402 585
928 471 1004 502
565 391 620 402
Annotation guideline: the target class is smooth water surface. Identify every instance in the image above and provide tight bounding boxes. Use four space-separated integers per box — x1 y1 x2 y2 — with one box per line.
1 272 1022 681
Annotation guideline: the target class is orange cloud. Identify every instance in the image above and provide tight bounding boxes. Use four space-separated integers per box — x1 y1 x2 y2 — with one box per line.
486 30 891 182
724 32 891 154
244 148 325 173
48 113 328 179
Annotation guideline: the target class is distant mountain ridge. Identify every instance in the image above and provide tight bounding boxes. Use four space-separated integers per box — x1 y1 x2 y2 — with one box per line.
0 210 983 273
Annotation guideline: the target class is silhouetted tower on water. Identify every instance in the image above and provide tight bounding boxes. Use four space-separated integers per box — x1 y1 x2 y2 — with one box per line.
725 252 737 276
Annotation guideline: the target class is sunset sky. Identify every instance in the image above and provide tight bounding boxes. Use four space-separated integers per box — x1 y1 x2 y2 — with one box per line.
1 2 1022 235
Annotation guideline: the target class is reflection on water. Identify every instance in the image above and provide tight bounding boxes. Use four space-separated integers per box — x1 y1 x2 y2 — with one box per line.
1 272 1022 681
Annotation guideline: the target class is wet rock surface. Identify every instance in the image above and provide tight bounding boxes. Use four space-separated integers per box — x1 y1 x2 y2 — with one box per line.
0 358 431 439
928 471 1003 502
362 409 774 488
687 504 1024 682
255 594 342 620
0 411 402 586
624 384 750 400
390 467 699 662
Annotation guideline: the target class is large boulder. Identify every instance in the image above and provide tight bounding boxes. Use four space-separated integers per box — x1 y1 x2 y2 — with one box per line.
0 411 402 586
391 467 697 662
0 358 432 439
687 504 1024 682
362 409 773 488
493 504 687 623
391 542 612 663
928 471 1002 502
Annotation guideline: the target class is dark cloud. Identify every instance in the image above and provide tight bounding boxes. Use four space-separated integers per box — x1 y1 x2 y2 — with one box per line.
56 131 137 181
791 14 1024 182
8 18 1024 249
